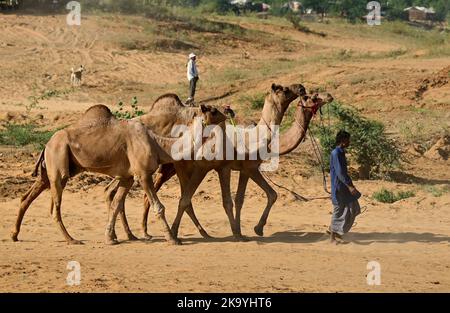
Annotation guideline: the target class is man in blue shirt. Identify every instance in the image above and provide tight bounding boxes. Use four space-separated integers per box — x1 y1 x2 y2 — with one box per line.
328 130 361 244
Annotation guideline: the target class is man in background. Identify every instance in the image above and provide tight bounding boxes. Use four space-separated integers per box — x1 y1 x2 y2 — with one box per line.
328 130 362 244
186 52 199 105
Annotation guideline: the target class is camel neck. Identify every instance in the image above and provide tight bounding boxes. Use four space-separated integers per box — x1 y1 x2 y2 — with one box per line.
277 106 314 156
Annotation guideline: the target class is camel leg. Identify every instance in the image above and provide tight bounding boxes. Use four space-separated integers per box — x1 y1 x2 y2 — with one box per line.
172 169 207 240
172 168 211 239
104 179 138 241
248 169 278 237
217 168 243 241
104 179 118 240
185 204 212 239
234 172 250 240
105 178 133 245
11 177 49 242
140 174 180 245
49 176 82 245
140 164 176 240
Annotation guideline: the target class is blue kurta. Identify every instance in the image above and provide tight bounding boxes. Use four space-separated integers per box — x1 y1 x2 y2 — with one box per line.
330 146 361 206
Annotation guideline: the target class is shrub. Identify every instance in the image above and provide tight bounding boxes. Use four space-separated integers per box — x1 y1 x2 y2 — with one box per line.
0 123 55 150
112 97 144 120
314 102 402 179
373 188 415 203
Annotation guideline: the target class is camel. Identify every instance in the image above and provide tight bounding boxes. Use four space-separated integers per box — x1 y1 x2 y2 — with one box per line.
11 103 228 245
168 91 333 240
105 94 235 241
232 92 334 238
106 83 306 241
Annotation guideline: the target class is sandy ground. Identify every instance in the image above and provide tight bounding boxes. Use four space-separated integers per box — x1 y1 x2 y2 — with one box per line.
0 13 449 292
1 155 449 293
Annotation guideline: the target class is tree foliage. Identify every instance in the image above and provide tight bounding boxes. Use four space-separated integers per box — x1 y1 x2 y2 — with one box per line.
315 102 402 179
13 0 449 22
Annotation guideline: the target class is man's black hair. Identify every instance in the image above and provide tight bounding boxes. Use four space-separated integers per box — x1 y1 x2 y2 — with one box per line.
336 130 350 145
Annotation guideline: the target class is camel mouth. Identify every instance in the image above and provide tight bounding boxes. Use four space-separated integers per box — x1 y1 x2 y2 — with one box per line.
291 84 307 97
224 107 236 119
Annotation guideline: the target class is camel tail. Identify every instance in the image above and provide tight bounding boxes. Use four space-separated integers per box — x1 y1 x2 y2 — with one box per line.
32 148 45 177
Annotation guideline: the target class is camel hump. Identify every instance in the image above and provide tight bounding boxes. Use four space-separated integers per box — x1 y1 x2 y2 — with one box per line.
68 104 114 130
83 104 114 120
151 93 184 110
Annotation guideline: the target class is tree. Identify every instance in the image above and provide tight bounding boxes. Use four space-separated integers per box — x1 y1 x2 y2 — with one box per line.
303 0 332 20
315 102 402 179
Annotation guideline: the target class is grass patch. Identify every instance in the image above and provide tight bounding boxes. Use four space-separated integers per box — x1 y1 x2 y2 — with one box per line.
240 93 266 110
120 37 197 52
0 124 55 150
27 88 73 112
373 188 415 203
423 185 450 197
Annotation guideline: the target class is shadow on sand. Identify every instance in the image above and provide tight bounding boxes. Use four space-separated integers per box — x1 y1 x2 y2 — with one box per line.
176 230 450 245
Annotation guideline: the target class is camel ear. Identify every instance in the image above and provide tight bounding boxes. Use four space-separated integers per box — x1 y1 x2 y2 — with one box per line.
200 104 208 113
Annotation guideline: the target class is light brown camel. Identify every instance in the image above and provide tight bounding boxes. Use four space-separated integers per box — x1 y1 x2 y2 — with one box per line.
105 83 306 241
141 91 333 240
169 91 333 240
232 92 334 238
11 103 227 245
104 94 234 241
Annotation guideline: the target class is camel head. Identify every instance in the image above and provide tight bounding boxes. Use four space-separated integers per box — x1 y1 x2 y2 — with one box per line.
199 104 228 126
299 92 334 115
263 83 306 125
268 83 306 113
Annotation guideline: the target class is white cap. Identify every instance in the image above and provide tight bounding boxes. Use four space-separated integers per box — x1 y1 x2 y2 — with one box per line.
189 53 197 59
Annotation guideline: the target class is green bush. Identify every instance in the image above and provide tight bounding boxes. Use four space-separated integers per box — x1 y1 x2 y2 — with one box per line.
373 188 415 203
112 97 144 120
314 101 402 179
0 124 55 150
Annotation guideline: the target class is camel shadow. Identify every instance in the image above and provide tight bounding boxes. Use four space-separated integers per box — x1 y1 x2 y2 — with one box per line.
178 230 450 245
388 171 450 185
345 232 450 245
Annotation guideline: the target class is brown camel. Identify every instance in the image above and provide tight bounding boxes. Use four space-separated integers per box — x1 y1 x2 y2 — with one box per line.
11 103 227 245
141 91 333 240
104 94 234 241
106 83 306 241
232 92 334 238
169 91 333 240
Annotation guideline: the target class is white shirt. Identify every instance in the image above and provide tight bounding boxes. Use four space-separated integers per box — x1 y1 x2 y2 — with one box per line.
187 59 199 81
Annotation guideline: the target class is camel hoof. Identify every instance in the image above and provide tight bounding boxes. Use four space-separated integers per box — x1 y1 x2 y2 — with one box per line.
199 230 213 239
127 234 139 241
254 226 264 237
143 234 153 241
68 240 84 245
11 232 19 242
169 238 182 246
106 238 119 245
